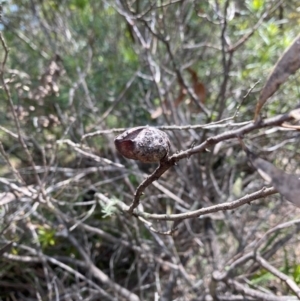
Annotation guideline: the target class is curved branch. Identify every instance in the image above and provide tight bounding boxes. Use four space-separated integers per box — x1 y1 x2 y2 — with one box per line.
126 108 298 213
130 187 276 221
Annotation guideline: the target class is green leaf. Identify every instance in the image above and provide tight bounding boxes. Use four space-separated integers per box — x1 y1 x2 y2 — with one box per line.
101 197 119 218
251 269 275 285
232 177 242 197
252 0 264 11
293 265 300 284
70 0 88 10
38 227 56 248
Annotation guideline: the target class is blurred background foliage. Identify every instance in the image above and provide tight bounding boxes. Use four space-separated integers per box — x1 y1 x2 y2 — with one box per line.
1 0 300 300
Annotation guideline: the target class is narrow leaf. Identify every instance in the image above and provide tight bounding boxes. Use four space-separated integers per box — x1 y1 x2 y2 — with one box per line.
254 35 300 120
247 151 300 207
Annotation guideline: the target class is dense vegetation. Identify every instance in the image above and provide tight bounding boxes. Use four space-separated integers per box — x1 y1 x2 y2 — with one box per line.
1 1 300 300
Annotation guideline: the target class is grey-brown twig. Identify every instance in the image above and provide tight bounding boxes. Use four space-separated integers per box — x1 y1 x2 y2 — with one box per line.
126 109 297 214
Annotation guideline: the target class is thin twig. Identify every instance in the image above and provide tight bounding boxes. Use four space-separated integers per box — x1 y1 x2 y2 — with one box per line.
255 254 300 299
228 0 284 53
81 119 252 140
0 33 43 191
57 139 125 168
126 109 297 213
127 187 276 220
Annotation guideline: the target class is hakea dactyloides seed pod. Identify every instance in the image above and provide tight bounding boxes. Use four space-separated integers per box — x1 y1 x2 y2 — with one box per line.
114 126 170 163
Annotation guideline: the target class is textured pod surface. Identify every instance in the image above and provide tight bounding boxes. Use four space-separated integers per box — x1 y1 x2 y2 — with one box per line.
114 126 170 163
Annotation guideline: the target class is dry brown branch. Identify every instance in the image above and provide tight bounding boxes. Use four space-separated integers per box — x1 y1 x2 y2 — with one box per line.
120 187 276 221
255 254 300 299
1 2 300 300
0 33 43 190
229 279 298 301
66 232 141 301
126 109 298 213
57 139 125 168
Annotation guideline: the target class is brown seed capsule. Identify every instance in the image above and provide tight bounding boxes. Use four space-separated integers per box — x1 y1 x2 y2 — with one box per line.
114 126 170 163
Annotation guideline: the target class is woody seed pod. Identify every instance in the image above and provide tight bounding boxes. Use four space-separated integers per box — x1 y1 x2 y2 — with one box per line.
114 126 170 163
